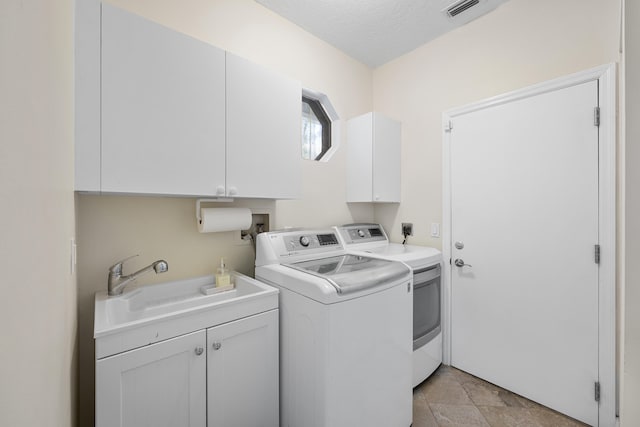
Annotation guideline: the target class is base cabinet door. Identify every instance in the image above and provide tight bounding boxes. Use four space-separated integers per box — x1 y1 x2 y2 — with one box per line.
95 330 206 427
207 310 279 427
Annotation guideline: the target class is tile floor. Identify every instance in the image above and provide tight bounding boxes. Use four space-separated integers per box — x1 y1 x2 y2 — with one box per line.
413 365 589 427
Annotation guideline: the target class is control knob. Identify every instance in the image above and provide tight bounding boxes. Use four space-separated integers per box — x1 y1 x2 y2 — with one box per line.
357 229 365 238
299 236 310 247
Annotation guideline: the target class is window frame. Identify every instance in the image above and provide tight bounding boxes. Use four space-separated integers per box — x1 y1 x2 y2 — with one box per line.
302 96 332 160
301 88 340 162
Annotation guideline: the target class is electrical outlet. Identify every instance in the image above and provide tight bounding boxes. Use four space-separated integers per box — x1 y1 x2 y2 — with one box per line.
401 223 413 236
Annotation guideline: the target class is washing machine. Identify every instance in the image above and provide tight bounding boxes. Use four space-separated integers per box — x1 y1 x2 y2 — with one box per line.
335 223 442 387
255 228 413 427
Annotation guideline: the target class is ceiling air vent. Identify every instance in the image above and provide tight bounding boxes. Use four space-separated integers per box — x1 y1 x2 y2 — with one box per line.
446 0 480 18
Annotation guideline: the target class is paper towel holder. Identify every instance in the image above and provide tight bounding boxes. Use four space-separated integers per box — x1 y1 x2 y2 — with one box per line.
196 198 234 224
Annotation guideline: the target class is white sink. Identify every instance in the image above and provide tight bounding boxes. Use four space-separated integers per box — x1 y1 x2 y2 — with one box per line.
100 274 265 325
94 272 278 359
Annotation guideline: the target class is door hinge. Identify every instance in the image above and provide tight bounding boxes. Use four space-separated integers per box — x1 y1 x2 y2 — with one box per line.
595 381 601 402
594 107 600 127
595 244 601 264
445 120 453 132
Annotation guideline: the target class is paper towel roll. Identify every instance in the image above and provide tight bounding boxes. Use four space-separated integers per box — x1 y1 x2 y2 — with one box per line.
198 208 252 233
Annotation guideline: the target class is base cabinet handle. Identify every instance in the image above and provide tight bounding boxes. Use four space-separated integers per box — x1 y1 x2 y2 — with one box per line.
194 346 204 356
212 342 222 351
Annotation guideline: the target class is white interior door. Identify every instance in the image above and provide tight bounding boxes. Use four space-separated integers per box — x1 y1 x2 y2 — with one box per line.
449 81 599 425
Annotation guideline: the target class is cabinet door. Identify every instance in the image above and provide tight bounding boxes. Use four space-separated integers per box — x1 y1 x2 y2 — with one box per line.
96 330 206 427
226 53 301 199
372 113 401 202
101 4 226 196
346 112 400 203
346 113 374 202
207 310 279 427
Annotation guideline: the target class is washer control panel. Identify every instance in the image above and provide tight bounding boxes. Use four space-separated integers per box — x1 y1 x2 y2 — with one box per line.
256 229 345 266
283 232 339 252
337 224 388 245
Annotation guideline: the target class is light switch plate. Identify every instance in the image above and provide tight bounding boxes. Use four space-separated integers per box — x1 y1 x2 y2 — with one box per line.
430 223 440 238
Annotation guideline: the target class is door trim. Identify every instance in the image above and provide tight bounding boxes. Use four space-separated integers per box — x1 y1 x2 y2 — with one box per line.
442 63 616 427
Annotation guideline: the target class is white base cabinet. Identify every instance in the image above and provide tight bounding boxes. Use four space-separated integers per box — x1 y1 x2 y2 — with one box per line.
346 112 401 203
96 310 278 427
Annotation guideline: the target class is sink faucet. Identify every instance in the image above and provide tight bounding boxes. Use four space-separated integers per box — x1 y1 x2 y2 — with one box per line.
108 255 169 296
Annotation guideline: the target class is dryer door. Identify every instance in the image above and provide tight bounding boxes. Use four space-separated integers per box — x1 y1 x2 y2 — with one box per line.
413 264 441 350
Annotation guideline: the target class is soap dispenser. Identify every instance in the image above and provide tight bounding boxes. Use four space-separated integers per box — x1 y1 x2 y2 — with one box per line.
215 258 231 287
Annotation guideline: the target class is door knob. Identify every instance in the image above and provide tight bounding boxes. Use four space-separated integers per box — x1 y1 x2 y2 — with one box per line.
454 259 472 267
455 241 464 250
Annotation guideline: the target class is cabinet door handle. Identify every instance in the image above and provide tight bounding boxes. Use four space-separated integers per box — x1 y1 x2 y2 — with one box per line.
212 342 222 351
194 346 204 356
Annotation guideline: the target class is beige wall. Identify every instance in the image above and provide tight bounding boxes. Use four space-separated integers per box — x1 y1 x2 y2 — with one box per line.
623 0 640 424
0 1 76 426
75 0 374 425
372 0 621 246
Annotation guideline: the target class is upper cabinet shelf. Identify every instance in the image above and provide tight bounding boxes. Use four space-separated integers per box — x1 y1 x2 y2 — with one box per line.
75 3 301 199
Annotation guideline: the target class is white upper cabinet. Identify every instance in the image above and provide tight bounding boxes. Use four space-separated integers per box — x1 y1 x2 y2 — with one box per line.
226 53 302 199
347 112 401 203
75 3 301 199
101 3 226 196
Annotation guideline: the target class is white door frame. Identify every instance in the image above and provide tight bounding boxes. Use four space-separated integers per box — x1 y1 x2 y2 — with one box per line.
442 63 616 427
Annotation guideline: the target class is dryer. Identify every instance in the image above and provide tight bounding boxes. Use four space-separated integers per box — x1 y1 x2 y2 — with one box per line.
335 223 442 387
255 228 413 427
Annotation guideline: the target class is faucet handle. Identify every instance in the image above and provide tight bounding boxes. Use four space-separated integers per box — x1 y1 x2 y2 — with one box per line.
109 254 139 274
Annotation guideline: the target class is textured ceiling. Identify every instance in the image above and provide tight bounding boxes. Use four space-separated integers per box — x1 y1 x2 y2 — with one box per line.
254 0 512 67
